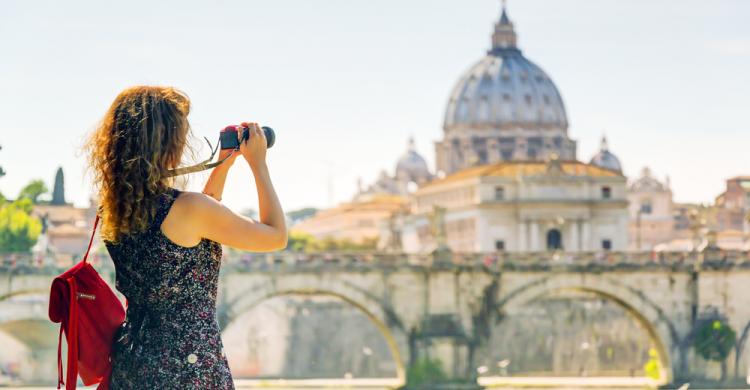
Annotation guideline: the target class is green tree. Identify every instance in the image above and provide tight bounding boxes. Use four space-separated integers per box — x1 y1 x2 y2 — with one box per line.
51 166 66 205
17 179 48 204
287 207 318 223
287 231 316 252
406 357 447 389
285 232 378 253
693 319 736 382
0 198 42 253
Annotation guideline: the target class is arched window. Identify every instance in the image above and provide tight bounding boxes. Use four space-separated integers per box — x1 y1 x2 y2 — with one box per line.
640 199 653 214
546 229 562 250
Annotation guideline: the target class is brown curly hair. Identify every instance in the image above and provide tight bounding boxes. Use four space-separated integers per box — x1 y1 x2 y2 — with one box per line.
84 86 193 242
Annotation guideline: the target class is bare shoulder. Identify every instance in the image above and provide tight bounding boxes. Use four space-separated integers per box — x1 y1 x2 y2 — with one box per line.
161 190 221 247
171 190 223 218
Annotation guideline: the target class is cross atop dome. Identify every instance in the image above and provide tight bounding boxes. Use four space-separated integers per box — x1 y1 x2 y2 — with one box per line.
499 0 510 24
491 0 518 52
407 136 416 152
600 135 610 152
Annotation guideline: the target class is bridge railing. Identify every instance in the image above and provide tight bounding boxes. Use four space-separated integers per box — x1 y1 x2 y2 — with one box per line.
3 249 750 274
221 249 750 272
0 252 116 275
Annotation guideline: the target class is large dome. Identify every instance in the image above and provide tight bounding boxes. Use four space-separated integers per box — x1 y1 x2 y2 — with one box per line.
435 6 576 175
444 10 567 129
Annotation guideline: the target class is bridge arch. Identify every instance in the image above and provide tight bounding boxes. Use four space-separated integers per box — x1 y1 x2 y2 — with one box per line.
221 275 408 384
495 274 676 385
0 318 60 384
0 289 49 324
0 287 48 302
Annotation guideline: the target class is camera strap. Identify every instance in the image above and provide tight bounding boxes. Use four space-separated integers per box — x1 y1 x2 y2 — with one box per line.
165 136 238 177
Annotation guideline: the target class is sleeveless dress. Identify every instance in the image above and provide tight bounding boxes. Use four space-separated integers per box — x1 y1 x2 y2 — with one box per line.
104 187 234 389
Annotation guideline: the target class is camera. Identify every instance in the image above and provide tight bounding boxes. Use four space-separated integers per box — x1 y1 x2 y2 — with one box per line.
220 125 275 150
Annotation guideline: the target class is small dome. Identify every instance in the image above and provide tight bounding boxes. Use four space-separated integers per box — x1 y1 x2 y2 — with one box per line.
590 136 622 172
396 138 431 184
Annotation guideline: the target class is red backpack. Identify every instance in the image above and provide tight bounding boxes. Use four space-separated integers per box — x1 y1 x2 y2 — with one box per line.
48 215 126 390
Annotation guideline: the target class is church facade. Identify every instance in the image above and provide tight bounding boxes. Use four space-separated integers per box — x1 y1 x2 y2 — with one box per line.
401 159 628 253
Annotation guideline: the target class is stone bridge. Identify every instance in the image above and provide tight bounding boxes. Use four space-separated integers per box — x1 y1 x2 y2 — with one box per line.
3 250 750 388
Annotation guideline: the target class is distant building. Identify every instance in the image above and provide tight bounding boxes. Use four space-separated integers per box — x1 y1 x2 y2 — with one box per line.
293 137 430 245
715 176 750 232
295 4 747 255
648 176 750 252
291 194 407 245
400 159 628 253
396 5 629 253
358 137 433 198
29 168 98 260
626 167 675 251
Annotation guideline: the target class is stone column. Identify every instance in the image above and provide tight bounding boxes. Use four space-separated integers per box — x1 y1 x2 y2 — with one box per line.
530 221 540 251
581 220 591 251
569 220 579 252
460 138 473 169
513 138 528 160
487 138 501 163
517 220 527 252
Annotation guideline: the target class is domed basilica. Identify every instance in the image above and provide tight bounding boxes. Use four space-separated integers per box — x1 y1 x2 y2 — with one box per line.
295 4 633 253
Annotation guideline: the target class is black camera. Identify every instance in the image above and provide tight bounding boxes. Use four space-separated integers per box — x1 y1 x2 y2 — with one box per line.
220 125 275 150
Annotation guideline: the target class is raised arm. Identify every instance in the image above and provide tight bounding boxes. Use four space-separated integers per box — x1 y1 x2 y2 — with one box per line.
174 122 287 252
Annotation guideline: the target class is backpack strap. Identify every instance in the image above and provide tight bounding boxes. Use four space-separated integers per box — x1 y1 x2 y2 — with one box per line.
57 326 64 388
65 276 79 390
82 215 100 264
56 215 99 389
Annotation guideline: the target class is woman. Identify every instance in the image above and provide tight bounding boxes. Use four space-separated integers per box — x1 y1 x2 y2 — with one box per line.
85 86 287 389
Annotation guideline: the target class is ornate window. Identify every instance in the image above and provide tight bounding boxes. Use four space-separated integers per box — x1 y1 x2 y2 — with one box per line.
640 199 653 214
495 186 505 200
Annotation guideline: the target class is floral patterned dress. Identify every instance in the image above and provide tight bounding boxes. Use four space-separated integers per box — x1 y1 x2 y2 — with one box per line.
104 187 234 389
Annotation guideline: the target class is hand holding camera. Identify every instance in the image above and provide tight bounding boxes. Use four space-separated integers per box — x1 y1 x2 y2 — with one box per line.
165 122 276 177
220 123 276 170
239 122 266 169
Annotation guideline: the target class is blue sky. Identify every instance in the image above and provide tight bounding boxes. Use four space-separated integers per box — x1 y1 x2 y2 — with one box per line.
1 0 748 212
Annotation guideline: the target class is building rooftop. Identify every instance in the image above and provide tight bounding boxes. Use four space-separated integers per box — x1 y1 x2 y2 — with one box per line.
421 160 622 190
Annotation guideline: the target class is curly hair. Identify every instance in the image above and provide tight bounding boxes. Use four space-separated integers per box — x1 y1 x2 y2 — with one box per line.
84 86 194 243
